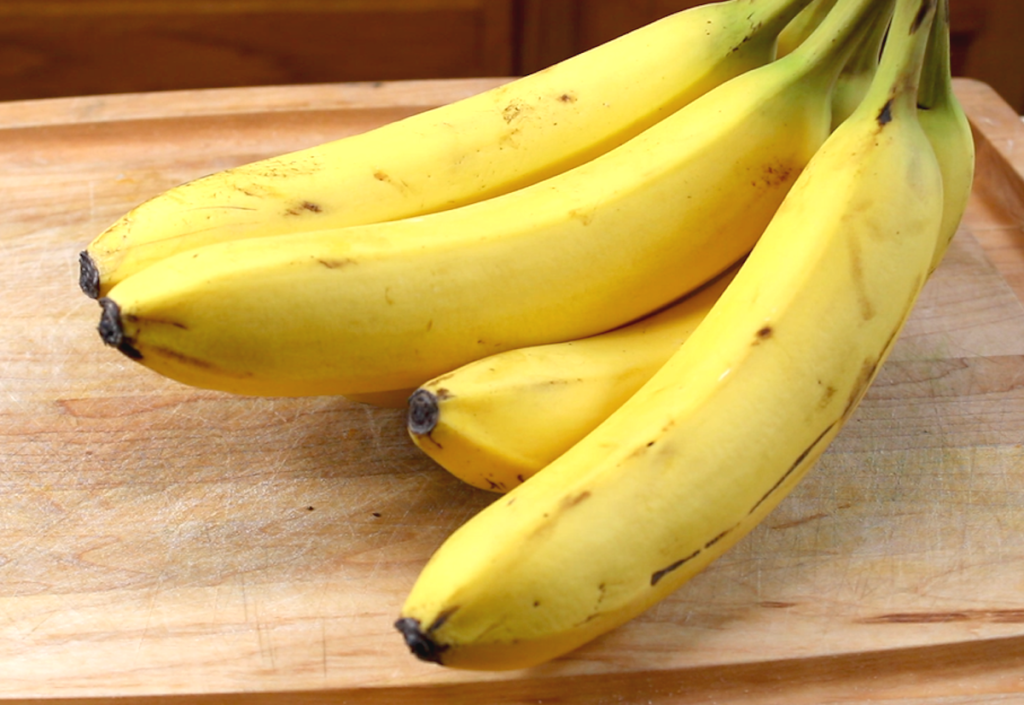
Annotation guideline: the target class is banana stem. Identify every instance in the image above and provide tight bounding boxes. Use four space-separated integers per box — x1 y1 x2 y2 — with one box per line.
776 0 842 57
844 2 893 75
917 0 953 110
750 0 826 40
782 0 895 91
863 0 938 119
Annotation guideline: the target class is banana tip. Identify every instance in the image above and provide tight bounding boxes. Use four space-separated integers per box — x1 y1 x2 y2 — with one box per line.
97 298 142 360
78 251 100 299
407 389 440 436
394 617 446 664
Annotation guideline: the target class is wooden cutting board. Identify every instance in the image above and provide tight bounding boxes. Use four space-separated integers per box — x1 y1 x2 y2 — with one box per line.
0 77 1022 704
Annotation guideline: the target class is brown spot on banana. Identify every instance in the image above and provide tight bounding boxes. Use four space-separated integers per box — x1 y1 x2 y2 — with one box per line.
284 200 324 216
568 208 594 225
818 383 838 409
753 326 773 344
760 161 795 188
502 100 526 123
316 258 354 269
563 491 592 508
846 233 876 321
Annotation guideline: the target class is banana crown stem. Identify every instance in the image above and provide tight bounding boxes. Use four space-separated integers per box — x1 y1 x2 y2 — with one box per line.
781 0 895 92
917 0 953 110
777 0 842 56
750 0 824 38
843 2 894 75
861 0 938 120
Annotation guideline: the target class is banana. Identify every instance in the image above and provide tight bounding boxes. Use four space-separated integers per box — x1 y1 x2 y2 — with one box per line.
407 266 739 493
917 0 975 271
395 0 939 671
97 0 880 398
79 0 816 300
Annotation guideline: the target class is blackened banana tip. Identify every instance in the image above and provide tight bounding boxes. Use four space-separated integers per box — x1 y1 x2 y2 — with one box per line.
97 298 123 347
407 389 440 436
97 297 142 360
78 251 100 299
394 617 446 664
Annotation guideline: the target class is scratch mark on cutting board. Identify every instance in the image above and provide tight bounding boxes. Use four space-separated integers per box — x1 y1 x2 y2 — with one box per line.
858 608 1024 624
322 618 329 678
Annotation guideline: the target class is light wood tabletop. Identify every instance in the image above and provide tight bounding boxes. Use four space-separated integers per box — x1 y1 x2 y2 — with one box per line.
0 77 1022 703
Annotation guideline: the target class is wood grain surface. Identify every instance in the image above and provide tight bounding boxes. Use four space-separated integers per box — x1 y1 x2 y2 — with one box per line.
0 78 1022 703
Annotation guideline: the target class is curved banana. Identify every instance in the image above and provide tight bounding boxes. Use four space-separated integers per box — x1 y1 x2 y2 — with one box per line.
395 0 938 671
407 266 738 493
79 0 815 300
97 0 879 398
917 0 974 270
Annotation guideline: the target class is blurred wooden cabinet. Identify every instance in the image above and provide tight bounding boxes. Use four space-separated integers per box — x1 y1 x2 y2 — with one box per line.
0 1 516 101
0 0 1021 111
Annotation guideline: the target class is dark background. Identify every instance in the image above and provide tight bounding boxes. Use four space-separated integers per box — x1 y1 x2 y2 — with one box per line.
0 0 1021 111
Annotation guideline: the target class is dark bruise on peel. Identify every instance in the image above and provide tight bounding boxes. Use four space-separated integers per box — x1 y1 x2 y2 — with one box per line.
877 99 894 126
79 251 100 299
394 618 448 665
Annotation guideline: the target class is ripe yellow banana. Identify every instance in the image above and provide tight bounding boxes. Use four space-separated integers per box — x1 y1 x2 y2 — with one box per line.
917 0 974 270
79 0 815 300
97 0 879 398
395 0 939 671
407 266 739 493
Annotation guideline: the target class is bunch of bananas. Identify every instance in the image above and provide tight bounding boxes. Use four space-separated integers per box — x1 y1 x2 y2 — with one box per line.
81 0 973 671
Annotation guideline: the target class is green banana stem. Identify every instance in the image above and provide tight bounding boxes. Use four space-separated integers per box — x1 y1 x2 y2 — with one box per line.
829 1 894 127
750 0 826 38
776 0 841 56
917 0 953 110
844 3 892 75
862 0 937 118
784 0 894 92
